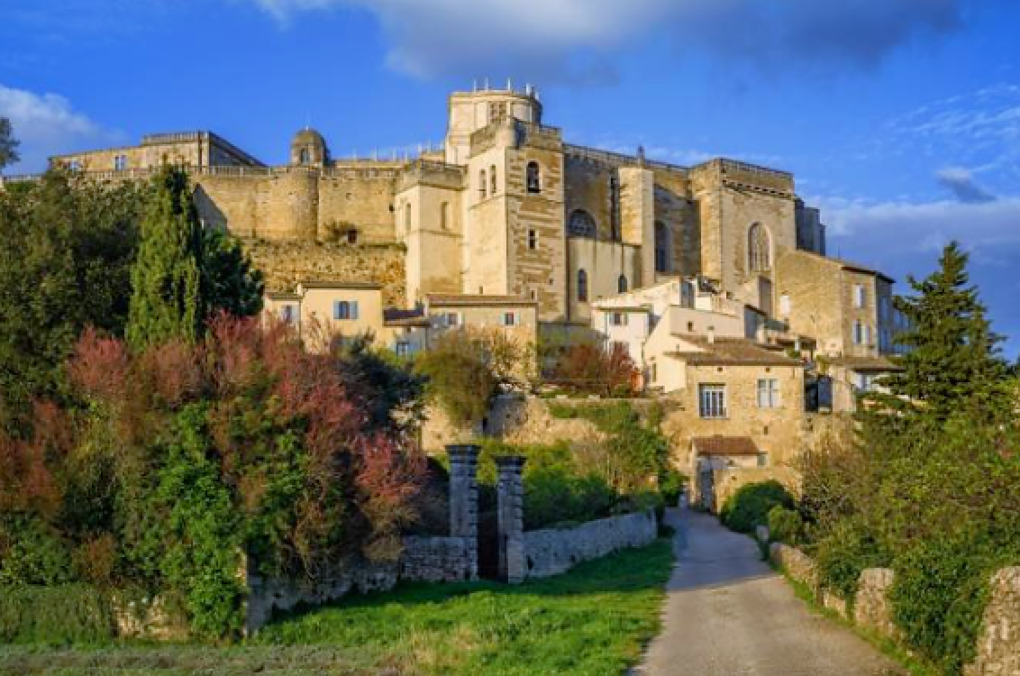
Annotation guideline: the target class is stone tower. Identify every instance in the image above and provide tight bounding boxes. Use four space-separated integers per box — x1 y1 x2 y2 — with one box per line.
291 127 330 167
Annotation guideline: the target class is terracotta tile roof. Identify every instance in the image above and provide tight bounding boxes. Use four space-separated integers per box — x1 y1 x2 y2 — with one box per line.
692 436 760 457
666 336 804 367
425 293 537 308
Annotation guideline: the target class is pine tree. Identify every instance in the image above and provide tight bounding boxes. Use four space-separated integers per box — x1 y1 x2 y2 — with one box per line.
0 117 19 172
199 228 264 319
879 241 1007 422
126 167 204 351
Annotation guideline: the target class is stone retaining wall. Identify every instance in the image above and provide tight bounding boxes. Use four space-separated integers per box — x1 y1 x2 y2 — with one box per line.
770 545 1020 675
400 536 475 583
522 510 658 579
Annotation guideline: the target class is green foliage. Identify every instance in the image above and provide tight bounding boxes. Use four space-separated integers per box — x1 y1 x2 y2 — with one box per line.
657 468 687 506
156 404 244 638
812 517 887 598
416 331 498 426
0 517 72 586
0 584 115 645
766 505 805 547
0 117 19 171
0 169 144 428
126 167 204 351
335 336 426 436
719 480 795 534
199 227 264 319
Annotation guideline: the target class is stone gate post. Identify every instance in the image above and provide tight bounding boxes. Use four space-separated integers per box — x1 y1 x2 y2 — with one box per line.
496 455 526 584
446 444 480 580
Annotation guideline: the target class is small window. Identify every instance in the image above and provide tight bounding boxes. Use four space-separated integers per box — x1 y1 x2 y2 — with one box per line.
404 203 412 232
479 169 487 199
618 275 628 293
114 155 127 171
577 269 588 302
445 312 461 327
699 384 727 419
610 312 627 327
440 202 450 230
280 305 296 323
299 148 310 165
854 284 866 308
490 165 497 195
757 378 781 408
528 229 538 250
854 320 864 345
334 301 359 321
748 223 771 272
502 312 517 327
395 341 410 356
346 229 358 245
526 161 541 193
757 453 769 468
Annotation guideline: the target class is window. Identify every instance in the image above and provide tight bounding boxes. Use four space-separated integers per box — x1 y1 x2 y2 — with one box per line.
526 161 541 193
568 209 596 238
404 203 412 232
618 275 628 293
299 148 310 165
757 379 781 408
853 284 866 308
479 169 487 199
854 372 878 392
490 165 497 195
440 202 450 230
610 312 627 327
346 229 358 245
748 223 771 272
395 341 410 356
528 229 538 250
444 312 461 327
699 384 727 419
69 160 81 171
576 269 588 302
654 221 669 273
779 293 791 316
280 305 296 323
333 300 359 320
853 320 864 345
502 312 517 327
757 453 769 468
114 155 127 171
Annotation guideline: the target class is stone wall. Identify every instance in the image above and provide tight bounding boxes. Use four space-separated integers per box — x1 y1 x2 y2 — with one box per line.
521 510 658 579
400 536 476 583
770 545 1020 675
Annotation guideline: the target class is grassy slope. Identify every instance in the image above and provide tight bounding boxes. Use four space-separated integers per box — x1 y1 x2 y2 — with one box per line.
0 539 674 676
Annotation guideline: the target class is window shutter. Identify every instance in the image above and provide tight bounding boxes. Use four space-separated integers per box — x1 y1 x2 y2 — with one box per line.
333 301 341 320
351 301 359 320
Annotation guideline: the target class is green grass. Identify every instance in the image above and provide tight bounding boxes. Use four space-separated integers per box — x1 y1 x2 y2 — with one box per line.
0 539 674 676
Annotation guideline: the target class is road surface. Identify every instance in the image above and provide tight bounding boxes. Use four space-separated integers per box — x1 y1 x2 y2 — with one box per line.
636 508 904 676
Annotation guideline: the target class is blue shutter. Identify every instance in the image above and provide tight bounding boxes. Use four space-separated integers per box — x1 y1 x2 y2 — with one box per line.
351 301 359 320
333 301 341 320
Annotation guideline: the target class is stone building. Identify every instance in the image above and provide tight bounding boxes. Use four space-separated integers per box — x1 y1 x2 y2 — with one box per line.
34 84 831 339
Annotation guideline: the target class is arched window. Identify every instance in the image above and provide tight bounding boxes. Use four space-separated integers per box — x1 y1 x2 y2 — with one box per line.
490 164 498 195
748 223 771 272
618 275 628 293
440 202 450 230
479 169 487 199
526 161 541 193
568 209 596 238
577 269 589 302
299 148 310 165
654 221 669 273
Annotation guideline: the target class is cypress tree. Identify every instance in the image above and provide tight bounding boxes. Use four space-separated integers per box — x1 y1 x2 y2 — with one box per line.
126 167 203 351
878 241 1007 422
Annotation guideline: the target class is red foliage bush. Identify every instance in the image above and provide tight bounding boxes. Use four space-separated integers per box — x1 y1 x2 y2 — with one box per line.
550 342 639 396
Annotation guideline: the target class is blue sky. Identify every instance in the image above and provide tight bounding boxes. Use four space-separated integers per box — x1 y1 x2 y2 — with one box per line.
2 0 1019 357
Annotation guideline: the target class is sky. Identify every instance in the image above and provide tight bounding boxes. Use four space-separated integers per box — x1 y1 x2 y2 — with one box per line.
2 0 1018 357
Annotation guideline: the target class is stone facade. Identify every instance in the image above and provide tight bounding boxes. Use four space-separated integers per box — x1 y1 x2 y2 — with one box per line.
522 510 658 579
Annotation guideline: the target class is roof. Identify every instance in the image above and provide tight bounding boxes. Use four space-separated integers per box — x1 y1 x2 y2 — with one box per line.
293 127 326 146
666 336 804 367
596 305 651 313
785 249 895 284
383 307 430 327
425 293 537 308
266 292 301 301
824 355 903 372
692 436 760 457
298 280 382 291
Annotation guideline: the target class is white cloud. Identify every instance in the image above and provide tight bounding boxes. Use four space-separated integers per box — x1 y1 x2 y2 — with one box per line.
0 84 114 173
249 0 974 82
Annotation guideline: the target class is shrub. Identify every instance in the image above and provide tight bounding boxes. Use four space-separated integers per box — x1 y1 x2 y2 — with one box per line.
548 342 638 396
812 517 887 598
766 505 805 546
719 481 795 534
658 468 687 507
0 584 115 644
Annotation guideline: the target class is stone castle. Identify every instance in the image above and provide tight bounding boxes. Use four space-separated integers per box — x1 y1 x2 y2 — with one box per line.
39 84 832 332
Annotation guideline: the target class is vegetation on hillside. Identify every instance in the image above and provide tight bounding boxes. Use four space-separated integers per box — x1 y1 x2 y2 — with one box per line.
770 242 1020 675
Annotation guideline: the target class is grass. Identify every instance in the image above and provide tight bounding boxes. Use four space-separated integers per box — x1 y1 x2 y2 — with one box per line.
0 539 674 676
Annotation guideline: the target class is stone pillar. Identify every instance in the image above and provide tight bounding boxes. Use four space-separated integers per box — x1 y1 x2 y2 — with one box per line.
447 444 480 580
496 456 527 584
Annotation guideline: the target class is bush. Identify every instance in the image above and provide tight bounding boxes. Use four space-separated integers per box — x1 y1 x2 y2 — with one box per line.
0 584 115 644
812 517 888 598
719 481 795 534
658 468 687 506
547 342 638 396
766 505 805 546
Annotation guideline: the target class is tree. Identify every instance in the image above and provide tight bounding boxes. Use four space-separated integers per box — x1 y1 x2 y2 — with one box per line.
415 331 499 427
875 241 1007 422
0 117 19 172
126 168 263 351
0 169 144 429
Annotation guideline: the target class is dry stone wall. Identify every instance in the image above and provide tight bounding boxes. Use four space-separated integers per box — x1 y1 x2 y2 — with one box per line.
966 567 1020 676
522 510 657 579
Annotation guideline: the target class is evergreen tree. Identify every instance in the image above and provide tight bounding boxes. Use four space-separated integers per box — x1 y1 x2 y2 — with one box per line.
878 241 1007 422
200 228 264 319
126 167 204 351
0 117 18 172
